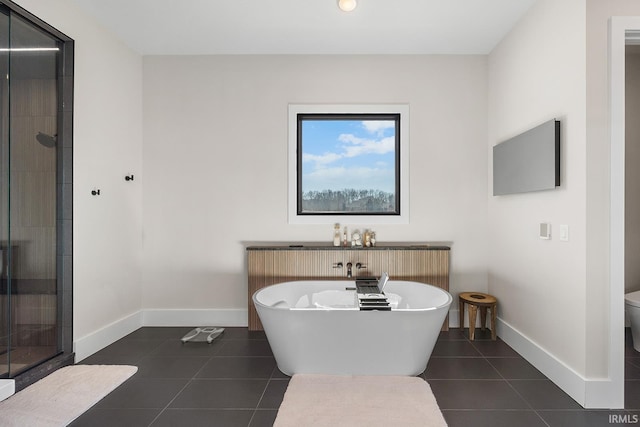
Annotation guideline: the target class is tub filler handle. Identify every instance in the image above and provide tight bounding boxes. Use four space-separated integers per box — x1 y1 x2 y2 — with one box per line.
333 262 343 268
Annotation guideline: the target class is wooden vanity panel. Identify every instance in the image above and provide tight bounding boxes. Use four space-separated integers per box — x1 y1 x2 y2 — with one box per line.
385 250 449 288
247 245 450 331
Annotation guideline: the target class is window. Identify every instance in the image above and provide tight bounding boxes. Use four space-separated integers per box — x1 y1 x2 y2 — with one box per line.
288 104 409 224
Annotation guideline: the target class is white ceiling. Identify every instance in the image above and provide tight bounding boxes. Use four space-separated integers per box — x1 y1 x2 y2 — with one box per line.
71 0 537 55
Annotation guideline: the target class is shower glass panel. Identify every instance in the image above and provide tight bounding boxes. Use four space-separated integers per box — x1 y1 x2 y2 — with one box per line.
0 9 61 378
0 6 8 378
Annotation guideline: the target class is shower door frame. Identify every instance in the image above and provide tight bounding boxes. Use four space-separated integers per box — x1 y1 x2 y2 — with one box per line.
0 0 73 391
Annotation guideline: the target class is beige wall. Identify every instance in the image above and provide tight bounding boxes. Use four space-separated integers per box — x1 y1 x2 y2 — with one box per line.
488 0 587 376
485 0 640 404
13 0 144 341
141 55 489 312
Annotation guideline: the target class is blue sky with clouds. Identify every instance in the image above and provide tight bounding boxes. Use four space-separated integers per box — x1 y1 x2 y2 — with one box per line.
301 118 396 193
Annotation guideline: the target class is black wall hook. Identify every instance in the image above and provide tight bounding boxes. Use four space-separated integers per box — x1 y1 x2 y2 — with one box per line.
125 174 134 181
91 189 101 196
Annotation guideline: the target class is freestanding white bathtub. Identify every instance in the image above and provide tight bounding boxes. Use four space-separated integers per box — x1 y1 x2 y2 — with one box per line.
253 280 452 376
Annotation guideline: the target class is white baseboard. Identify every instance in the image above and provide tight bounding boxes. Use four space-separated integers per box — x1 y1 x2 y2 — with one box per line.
71 308 622 408
0 379 14 402
448 308 459 327
73 309 248 362
142 309 247 327
585 376 624 409
496 317 586 406
497 317 623 409
74 311 143 362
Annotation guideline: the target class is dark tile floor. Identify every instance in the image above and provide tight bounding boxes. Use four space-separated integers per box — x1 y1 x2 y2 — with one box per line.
69 326 640 427
433 328 640 426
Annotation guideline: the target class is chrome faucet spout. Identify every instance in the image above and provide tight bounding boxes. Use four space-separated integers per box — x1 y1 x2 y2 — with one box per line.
346 262 352 278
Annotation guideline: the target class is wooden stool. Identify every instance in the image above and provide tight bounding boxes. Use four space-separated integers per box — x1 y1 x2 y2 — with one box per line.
458 292 497 340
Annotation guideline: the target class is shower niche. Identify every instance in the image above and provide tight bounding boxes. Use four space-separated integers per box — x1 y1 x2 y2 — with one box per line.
0 2 73 389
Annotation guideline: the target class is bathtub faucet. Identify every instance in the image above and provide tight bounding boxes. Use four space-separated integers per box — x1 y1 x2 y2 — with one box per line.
346 262 353 278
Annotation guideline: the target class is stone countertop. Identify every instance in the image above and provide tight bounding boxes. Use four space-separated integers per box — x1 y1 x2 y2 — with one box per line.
245 242 450 251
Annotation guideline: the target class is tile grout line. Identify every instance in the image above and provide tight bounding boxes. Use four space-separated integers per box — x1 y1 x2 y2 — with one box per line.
443 329 548 424
472 331 552 427
249 371 277 427
479 332 542 424
145 338 222 426
145 378 198 427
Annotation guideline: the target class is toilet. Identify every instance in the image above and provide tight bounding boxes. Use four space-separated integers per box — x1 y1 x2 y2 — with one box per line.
626 290 640 352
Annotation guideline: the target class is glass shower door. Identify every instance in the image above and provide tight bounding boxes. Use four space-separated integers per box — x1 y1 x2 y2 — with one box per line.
0 5 8 378
0 8 61 378
8 14 60 375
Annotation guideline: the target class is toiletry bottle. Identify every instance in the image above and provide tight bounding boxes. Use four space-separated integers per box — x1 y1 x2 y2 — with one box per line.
352 230 361 247
333 223 341 246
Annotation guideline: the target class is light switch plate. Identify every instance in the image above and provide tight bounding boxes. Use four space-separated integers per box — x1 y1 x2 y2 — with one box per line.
559 224 569 241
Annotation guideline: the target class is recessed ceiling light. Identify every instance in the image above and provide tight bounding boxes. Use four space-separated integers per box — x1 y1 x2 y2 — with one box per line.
338 0 357 12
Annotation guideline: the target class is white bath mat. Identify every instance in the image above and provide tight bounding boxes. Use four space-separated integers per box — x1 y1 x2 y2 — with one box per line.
274 374 448 427
0 364 137 427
